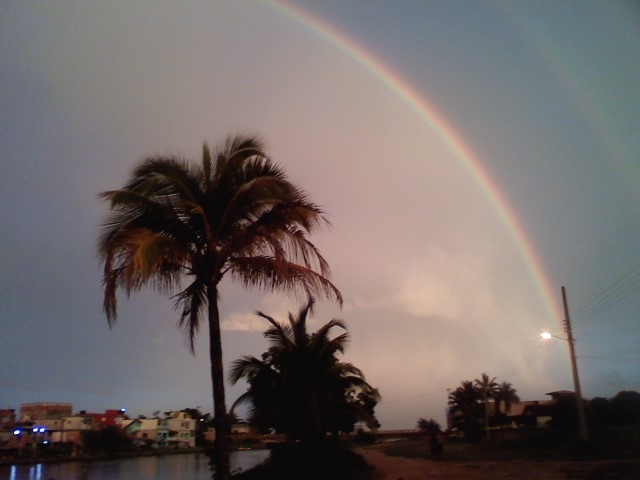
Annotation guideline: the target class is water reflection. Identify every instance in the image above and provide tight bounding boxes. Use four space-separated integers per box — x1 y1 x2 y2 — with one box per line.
1 450 269 480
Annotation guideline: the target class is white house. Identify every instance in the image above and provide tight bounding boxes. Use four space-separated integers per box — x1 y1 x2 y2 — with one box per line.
122 418 160 446
33 415 97 444
158 411 196 448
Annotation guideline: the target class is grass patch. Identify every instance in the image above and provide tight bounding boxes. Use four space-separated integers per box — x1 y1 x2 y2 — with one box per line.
379 426 640 463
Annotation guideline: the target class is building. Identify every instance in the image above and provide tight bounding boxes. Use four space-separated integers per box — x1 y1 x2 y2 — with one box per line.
85 409 128 428
20 403 73 421
231 421 251 435
158 411 196 448
122 418 160 446
33 414 98 444
0 409 16 430
446 391 576 434
545 390 575 401
505 400 556 428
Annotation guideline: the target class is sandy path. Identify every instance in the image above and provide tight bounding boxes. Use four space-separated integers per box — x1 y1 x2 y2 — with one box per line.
356 444 640 480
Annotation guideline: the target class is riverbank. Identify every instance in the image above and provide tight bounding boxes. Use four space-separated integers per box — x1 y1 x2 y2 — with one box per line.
1 438 276 468
0 446 206 467
1 449 271 479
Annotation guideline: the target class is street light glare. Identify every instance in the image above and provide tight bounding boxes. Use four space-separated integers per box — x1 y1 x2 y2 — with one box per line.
540 331 552 340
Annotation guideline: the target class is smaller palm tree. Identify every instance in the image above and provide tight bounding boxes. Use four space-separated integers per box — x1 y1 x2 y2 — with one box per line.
448 381 482 440
416 418 442 435
474 373 498 439
229 301 379 441
494 382 520 416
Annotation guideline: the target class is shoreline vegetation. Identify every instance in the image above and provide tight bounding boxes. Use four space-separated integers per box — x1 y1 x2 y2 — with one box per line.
6 428 640 479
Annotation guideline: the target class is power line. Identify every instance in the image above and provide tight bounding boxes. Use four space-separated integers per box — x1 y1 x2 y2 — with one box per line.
572 261 640 328
578 347 640 359
573 261 640 319
577 266 640 325
580 354 640 361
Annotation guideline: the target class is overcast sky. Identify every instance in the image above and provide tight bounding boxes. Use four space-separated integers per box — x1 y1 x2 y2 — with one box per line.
1 1 639 429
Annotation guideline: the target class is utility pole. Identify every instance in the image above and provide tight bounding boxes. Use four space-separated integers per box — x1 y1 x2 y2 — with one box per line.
561 286 589 441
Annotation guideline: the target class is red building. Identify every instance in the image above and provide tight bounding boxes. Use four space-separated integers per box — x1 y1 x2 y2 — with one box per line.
84 409 126 427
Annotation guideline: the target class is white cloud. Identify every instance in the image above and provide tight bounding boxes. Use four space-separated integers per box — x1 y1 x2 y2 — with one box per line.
221 294 301 332
392 245 496 320
221 312 267 332
342 294 395 312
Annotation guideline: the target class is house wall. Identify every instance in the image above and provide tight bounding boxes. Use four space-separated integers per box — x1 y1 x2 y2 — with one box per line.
158 412 196 448
125 418 160 443
20 403 73 421
0 409 16 429
86 409 126 427
52 416 97 444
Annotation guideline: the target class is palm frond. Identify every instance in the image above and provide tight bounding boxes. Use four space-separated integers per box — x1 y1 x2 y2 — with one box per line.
257 311 295 352
229 355 264 384
229 256 343 306
291 300 314 350
174 277 207 353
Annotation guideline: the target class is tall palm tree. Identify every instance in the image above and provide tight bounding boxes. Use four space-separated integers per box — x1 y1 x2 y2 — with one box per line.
474 373 498 439
493 382 520 417
229 301 379 441
98 135 342 479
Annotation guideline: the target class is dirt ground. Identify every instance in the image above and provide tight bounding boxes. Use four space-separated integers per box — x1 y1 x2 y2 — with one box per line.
357 444 640 480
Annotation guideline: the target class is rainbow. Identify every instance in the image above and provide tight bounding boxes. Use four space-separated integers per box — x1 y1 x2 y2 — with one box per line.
264 0 563 324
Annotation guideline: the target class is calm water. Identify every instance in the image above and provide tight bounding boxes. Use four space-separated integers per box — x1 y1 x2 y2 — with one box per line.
1 450 270 480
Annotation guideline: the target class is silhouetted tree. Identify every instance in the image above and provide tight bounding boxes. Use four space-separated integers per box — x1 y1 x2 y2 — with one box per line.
98 135 342 479
417 418 442 434
493 381 520 423
551 392 594 430
448 381 482 440
589 397 612 425
611 391 640 425
183 408 210 446
82 426 133 455
474 373 498 438
448 376 521 437
229 301 379 442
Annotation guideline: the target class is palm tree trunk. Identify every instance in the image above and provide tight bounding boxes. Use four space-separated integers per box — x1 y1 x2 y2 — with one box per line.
208 285 230 480
484 394 490 440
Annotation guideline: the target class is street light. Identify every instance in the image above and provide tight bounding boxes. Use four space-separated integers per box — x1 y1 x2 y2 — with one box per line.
540 331 553 340
540 286 588 442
